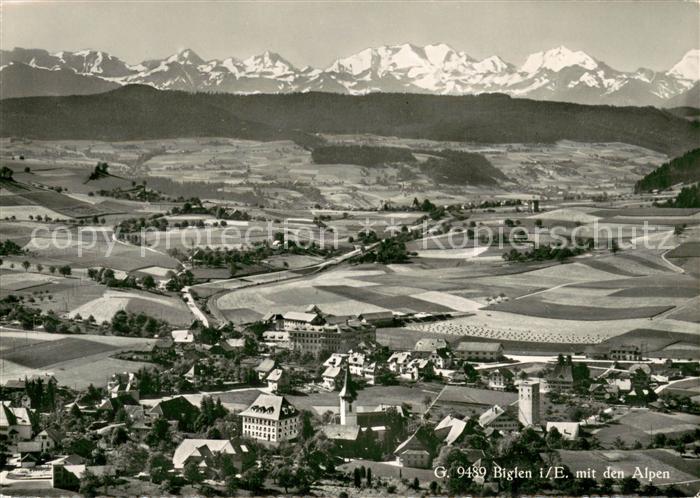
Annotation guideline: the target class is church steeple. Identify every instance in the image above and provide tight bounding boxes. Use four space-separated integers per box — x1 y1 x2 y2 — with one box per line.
339 365 357 426
339 365 357 401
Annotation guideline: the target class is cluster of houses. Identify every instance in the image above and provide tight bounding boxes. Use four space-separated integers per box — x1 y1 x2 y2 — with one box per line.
0 295 691 495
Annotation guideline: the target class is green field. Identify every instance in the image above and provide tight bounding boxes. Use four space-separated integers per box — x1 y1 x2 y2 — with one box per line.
2 337 119 368
0 330 157 388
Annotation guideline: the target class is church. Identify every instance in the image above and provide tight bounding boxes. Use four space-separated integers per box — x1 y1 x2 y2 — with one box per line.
321 366 405 458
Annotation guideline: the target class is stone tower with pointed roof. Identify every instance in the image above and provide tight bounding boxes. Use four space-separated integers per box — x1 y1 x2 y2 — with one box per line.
339 365 357 426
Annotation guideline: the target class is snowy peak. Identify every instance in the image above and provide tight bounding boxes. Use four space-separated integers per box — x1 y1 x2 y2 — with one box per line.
166 48 205 66
243 51 296 75
668 49 700 81
2 44 699 106
327 43 473 77
424 43 459 66
327 47 375 75
473 55 512 74
62 49 133 77
521 46 598 74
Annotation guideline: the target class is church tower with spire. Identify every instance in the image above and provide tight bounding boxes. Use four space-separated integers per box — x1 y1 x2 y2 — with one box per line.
339 365 358 426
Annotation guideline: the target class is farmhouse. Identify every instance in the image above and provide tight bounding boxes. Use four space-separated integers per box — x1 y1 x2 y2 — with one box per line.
255 358 277 380
401 358 432 381
454 341 504 361
438 386 518 414
148 396 200 429
478 405 519 432
487 368 515 391
387 351 412 373
33 428 64 452
359 311 395 327
171 329 194 344
589 382 620 401
587 344 642 361
324 353 347 368
414 345 453 369
547 364 574 394
611 345 642 361
266 368 290 394
546 421 580 440
362 362 379 385
322 365 343 391
221 338 246 352
0 402 33 443
414 338 448 352
239 394 300 445
348 352 366 375
107 372 139 400
394 429 435 469
434 415 469 445
172 439 251 471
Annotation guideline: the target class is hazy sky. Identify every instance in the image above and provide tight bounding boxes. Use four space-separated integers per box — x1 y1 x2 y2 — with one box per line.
2 1 698 71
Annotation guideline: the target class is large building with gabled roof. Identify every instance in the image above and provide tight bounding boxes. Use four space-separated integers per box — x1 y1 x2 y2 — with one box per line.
264 306 376 355
454 341 504 361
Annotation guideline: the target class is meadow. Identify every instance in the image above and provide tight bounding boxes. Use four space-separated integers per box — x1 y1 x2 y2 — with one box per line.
2 136 698 349
0 330 156 388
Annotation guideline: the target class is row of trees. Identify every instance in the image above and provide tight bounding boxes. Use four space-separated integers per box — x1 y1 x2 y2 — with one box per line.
502 239 593 263
110 310 170 337
87 267 157 290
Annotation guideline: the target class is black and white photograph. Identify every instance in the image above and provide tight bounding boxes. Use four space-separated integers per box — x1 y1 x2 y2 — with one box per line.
0 0 699 496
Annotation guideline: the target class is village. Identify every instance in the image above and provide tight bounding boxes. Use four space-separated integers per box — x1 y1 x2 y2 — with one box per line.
1 301 699 496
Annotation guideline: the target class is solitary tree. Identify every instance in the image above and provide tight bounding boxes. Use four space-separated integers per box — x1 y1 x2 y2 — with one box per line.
142 275 156 290
147 452 173 484
21 260 30 272
0 166 13 180
353 467 362 487
183 460 204 486
609 239 620 255
79 470 102 497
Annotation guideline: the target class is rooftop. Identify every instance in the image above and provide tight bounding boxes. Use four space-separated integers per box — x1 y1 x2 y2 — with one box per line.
239 394 298 420
456 341 503 352
283 311 322 323
173 439 240 469
414 338 448 352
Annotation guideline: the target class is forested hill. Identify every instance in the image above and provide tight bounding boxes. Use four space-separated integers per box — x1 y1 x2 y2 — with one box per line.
1 85 699 155
0 85 321 148
634 148 700 192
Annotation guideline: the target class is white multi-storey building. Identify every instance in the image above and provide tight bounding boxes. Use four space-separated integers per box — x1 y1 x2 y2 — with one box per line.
239 394 300 445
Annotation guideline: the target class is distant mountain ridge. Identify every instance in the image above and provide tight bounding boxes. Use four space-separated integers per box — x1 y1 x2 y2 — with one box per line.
1 44 698 106
2 86 698 157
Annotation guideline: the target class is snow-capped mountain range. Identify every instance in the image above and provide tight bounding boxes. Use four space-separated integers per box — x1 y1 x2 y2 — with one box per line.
1 44 698 106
